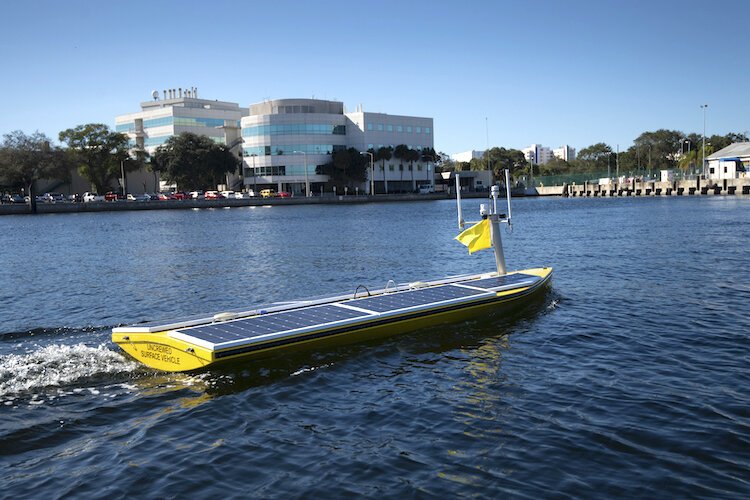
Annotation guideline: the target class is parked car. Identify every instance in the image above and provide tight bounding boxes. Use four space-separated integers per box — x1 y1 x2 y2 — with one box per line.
220 190 236 199
105 191 123 202
68 194 81 203
83 192 105 202
189 190 204 199
172 191 188 200
128 193 152 202
155 193 171 201
40 192 66 203
260 189 276 198
235 190 255 199
205 191 224 199
277 191 291 198
418 184 435 194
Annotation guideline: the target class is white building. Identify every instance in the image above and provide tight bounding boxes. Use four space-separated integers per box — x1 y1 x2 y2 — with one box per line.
117 94 433 194
706 142 750 180
522 144 553 165
115 88 247 155
553 145 576 162
346 106 434 194
451 150 485 163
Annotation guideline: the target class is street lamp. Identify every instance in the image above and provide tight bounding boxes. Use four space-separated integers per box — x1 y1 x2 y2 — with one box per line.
363 151 374 195
292 150 309 197
120 159 126 196
246 153 258 194
701 104 708 178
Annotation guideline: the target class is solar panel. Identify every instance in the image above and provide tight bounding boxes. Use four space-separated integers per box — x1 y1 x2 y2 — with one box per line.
346 284 489 313
463 273 539 290
176 304 369 346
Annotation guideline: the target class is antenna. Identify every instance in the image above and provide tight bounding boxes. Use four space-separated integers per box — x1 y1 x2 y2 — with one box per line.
151 90 159 101
455 174 464 229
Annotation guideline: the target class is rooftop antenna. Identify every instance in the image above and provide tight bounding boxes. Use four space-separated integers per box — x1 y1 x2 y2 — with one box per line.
455 170 513 275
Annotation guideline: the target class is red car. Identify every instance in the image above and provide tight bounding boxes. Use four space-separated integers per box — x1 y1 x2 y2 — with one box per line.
105 191 121 202
204 191 224 199
277 191 291 198
172 191 188 200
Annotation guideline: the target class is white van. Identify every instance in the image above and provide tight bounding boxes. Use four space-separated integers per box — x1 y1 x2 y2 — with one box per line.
418 184 435 194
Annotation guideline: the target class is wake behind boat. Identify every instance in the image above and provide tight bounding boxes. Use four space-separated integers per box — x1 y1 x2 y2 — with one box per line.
112 170 552 371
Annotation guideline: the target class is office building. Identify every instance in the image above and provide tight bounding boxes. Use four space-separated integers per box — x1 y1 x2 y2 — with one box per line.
242 98 434 195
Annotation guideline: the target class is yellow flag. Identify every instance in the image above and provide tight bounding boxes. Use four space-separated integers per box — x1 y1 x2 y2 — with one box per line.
455 219 492 254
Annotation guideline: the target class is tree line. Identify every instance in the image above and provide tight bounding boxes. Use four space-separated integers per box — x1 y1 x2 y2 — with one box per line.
0 125 240 209
436 129 749 181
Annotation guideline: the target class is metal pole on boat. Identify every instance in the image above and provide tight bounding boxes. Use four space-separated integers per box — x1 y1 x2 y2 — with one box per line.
489 184 507 275
455 174 464 228
505 169 512 222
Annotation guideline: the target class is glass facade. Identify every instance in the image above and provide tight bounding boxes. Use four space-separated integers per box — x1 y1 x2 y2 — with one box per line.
242 144 344 157
116 122 135 133
246 165 316 177
144 136 171 147
116 116 240 133
242 124 345 137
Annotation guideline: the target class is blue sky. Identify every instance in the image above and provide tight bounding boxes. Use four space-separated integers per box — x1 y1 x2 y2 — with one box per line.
1 0 748 155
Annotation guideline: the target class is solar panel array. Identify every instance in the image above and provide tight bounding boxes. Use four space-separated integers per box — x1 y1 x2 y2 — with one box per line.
173 273 540 349
179 304 367 345
347 284 487 313
467 273 539 290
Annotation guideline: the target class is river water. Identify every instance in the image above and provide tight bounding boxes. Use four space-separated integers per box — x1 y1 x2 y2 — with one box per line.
1 197 749 497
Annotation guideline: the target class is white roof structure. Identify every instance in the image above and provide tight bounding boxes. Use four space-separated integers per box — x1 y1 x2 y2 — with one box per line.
706 142 750 160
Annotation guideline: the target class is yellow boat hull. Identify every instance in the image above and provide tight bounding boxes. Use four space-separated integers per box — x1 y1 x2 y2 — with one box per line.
112 267 552 372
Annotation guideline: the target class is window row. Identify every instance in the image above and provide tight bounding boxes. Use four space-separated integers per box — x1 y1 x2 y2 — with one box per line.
242 144 345 157
245 165 317 177
273 105 316 114
242 124 345 137
366 144 433 153
117 116 240 132
366 123 431 134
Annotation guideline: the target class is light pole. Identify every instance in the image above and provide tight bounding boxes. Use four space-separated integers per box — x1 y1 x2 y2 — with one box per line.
293 150 309 196
249 153 258 195
363 151 374 195
120 159 126 196
701 104 708 178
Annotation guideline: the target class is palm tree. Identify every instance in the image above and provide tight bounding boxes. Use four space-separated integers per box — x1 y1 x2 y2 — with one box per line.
406 148 420 191
421 147 437 188
393 144 409 192
375 146 392 194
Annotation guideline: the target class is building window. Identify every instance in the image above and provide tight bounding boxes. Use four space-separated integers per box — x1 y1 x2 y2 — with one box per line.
724 166 728 173
397 125 403 132
415 127 421 133
417 165 423 171
406 126 412 133
425 127 431 134
367 123 373 131
377 124 384 131
389 165 394 171
116 122 135 133
387 124 393 132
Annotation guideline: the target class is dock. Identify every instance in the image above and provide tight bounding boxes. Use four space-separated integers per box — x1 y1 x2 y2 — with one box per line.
561 177 750 198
